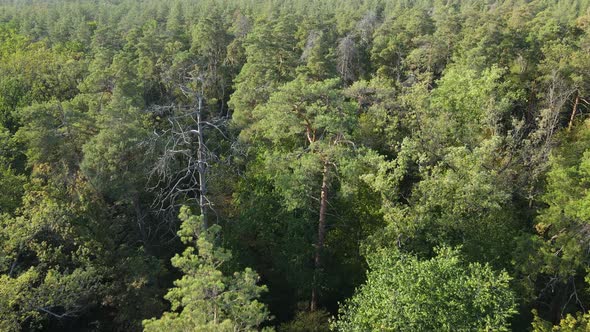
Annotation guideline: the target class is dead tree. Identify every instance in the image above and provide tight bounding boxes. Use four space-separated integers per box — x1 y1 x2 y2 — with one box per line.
522 70 576 204
148 76 228 229
336 34 359 84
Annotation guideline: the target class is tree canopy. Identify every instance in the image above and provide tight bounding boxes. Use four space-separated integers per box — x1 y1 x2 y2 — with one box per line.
1 0 590 331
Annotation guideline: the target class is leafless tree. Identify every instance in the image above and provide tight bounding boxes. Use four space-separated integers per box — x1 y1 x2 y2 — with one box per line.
301 30 322 62
519 70 577 203
336 34 359 84
355 10 379 44
148 76 229 229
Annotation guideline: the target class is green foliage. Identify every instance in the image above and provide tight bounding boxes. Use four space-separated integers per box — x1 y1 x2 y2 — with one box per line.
530 120 590 312
427 64 521 147
229 16 300 127
249 75 356 208
333 247 517 331
532 310 590 331
0 160 164 331
0 165 24 214
190 11 234 103
371 8 434 80
0 27 85 132
0 267 103 332
80 106 150 200
278 309 331 332
0 177 107 330
143 207 272 332
3 0 590 330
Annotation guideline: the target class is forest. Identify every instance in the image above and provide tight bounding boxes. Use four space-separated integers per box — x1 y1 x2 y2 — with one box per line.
1 0 590 330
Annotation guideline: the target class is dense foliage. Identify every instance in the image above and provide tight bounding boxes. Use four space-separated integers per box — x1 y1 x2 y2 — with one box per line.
334 247 516 331
142 208 271 331
1 0 590 330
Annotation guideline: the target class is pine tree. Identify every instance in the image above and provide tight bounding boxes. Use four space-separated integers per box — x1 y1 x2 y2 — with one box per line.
143 207 272 332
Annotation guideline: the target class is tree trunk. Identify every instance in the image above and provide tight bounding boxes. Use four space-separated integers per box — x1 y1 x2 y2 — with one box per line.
568 94 580 132
311 160 329 312
196 94 208 229
133 193 151 253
